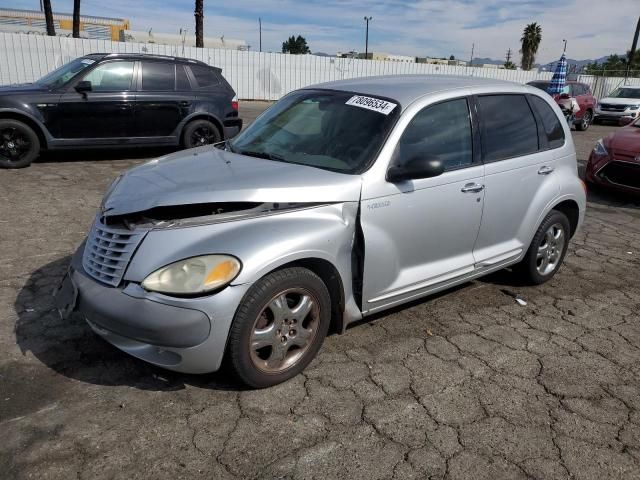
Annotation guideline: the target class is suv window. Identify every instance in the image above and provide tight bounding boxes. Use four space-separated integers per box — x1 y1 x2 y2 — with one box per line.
141 62 175 91
572 84 585 96
190 65 220 89
176 65 191 90
529 96 565 149
397 98 473 171
478 95 539 161
82 61 134 91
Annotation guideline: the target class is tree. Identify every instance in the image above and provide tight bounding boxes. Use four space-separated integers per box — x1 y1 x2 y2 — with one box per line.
282 35 310 54
504 61 516 70
585 51 640 77
42 0 56 36
520 22 542 70
72 0 81 38
449 54 455 60
195 0 204 48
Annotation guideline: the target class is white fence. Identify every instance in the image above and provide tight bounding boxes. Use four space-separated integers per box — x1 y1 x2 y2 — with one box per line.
1 32 639 100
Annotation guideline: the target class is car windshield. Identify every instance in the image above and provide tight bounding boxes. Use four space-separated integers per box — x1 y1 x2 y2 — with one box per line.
36 57 97 89
229 89 400 174
609 87 640 99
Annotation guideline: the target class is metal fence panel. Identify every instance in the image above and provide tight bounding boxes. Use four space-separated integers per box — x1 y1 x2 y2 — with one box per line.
1 32 638 100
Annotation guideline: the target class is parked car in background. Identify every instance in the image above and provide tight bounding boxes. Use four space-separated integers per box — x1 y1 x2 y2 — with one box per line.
593 86 640 124
0 53 241 168
55 75 586 388
527 80 596 131
586 117 640 194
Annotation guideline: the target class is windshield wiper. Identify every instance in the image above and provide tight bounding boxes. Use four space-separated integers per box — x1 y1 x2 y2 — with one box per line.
237 149 286 161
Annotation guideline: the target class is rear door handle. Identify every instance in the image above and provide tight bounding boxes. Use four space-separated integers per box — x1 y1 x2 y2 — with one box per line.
461 183 485 193
179 101 191 107
538 166 555 175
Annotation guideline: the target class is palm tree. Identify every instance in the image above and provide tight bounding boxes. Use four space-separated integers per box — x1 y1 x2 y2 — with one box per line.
195 0 204 48
520 23 542 70
72 0 81 38
42 0 56 36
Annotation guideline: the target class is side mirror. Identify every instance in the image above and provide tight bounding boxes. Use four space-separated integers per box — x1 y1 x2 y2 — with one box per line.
387 156 445 182
559 93 570 99
75 80 92 94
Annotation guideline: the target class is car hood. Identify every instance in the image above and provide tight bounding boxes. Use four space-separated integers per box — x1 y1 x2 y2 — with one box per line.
0 83 49 95
606 126 640 157
103 146 363 216
599 97 640 106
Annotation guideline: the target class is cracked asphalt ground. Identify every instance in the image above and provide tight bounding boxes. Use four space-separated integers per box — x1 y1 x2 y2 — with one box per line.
1 102 640 480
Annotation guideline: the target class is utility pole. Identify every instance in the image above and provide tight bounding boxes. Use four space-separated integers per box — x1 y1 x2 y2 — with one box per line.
505 48 512 64
563 39 567 54
364 16 372 59
625 16 640 80
259 18 262 52
469 43 474 67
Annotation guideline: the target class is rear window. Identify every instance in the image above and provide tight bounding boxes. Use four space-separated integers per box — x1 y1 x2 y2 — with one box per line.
190 65 220 89
529 95 565 149
478 94 539 162
141 62 175 91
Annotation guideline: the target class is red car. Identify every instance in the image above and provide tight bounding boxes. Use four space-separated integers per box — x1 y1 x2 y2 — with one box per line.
527 80 597 131
586 118 640 194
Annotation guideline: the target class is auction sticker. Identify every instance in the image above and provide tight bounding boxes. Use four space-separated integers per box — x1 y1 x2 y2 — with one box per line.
345 95 397 115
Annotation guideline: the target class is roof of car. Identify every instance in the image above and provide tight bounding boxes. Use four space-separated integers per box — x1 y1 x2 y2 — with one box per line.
310 74 522 108
87 52 209 66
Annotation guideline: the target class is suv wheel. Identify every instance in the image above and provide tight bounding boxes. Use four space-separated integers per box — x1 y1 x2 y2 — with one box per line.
226 267 331 388
0 119 40 168
182 119 221 149
516 210 570 285
576 110 592 131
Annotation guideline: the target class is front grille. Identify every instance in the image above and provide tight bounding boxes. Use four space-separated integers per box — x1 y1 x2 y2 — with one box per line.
599 103 628 112
82 217 146 287
598 161 640 190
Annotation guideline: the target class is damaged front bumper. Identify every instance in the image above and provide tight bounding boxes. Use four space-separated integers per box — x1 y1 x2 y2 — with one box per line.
55 244 251 374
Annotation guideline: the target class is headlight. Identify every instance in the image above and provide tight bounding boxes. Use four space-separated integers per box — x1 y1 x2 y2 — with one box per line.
593 139 608 156
628 105 639 111
142 255 241 295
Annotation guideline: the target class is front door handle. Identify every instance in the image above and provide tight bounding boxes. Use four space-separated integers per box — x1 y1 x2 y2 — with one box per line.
461 183 485 193
538 166 555 175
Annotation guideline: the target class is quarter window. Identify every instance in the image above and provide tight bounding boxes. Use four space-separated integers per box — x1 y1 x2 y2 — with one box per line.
190 65 220 89
141 62 175 91
529 95 565 149
478 95 539 161
82 61 134 91
397 98 473 171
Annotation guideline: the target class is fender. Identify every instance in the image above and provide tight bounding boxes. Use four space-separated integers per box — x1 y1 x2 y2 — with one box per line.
175 111 225 139
0 107 53 145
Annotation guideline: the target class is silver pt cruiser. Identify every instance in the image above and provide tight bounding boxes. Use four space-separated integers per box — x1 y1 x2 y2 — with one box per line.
55 75 586 388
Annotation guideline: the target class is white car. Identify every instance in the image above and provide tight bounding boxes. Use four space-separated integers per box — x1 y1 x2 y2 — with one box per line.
594 86 640 123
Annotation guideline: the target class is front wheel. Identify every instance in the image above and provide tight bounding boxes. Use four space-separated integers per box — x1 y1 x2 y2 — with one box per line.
516 210 570 285
575 110 592 131
182 119 221 149
0 119 40 168
226 267 331 388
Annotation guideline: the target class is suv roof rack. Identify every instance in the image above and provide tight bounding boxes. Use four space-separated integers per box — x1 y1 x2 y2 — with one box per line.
94 52 208 65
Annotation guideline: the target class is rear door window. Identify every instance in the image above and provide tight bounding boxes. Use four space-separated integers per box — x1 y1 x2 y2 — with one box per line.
529 95 565 149
477 94 539 162
141 62 176 91
189 65 220 89
176 65 191 90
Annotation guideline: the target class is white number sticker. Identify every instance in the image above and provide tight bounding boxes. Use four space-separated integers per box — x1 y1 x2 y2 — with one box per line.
345 95 397 115
80 59 95 65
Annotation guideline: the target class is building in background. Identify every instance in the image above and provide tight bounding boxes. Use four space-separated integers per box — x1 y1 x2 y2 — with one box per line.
0 7 128 40
122 30 247 50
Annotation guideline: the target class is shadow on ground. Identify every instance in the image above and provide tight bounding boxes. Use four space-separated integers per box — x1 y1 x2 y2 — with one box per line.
34 147 177 164
14 255 248 394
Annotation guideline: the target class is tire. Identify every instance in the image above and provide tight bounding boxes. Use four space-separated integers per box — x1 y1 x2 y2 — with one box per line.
516 210 571 285
0 119 40 168
575 110 592 131
182 119 221 149
226 267 331 388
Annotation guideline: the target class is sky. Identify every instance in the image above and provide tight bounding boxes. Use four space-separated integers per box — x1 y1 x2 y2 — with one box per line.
7 0 640 64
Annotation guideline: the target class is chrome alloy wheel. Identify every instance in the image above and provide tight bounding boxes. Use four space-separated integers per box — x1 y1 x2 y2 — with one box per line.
536 222 565 276
249 288 320 373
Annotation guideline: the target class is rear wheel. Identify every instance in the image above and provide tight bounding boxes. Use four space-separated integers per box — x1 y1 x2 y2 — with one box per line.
516 210 570 285
0 119 40 168
226 267 331 388
182 119 221 149
576 110 592 131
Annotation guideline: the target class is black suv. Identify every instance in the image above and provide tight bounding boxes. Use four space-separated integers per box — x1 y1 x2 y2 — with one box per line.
0 53 242 168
